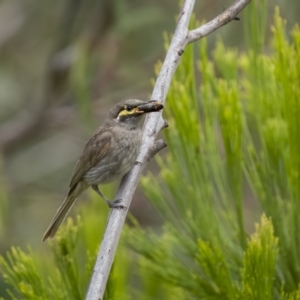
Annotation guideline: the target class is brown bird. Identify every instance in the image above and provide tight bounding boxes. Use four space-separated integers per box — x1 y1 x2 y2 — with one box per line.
42 99 163 241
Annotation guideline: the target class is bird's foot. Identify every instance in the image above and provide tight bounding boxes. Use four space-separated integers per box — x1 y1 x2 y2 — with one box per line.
107 199 127 209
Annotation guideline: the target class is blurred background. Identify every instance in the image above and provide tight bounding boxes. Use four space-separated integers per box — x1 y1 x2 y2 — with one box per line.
0 0 299 264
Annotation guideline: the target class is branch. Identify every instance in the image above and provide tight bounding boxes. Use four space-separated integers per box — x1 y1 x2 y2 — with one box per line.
187 0 251 44
147 139 168 160
85 0 251 299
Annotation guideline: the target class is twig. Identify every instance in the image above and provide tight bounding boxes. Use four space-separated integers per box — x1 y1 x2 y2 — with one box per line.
85 0 251 299
187 0 250 44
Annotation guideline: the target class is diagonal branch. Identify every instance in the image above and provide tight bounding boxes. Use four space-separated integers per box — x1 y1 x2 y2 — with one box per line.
187 0 251 44
85 0 251 299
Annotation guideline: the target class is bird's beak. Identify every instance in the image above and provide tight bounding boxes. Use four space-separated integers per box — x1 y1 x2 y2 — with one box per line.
136 100 164 114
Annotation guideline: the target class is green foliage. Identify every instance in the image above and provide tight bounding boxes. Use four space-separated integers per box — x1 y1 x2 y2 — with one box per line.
127 215 279 300
240 215 278 299
0 193 130 300
0 247 49 300
1 4 300 300
0 218 89 299
244 0 268 53
126 6 300 300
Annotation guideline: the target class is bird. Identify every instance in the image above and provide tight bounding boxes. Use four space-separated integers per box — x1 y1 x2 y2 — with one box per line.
42 99 163 241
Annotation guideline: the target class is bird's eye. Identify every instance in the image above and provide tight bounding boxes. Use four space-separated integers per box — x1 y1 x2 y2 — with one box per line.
126 106 133 111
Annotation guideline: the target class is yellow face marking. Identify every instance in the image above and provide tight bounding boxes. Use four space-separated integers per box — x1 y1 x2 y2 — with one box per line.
118 106 141 118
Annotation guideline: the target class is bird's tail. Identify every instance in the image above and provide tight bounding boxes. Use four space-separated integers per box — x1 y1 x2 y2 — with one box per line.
42 182 88 242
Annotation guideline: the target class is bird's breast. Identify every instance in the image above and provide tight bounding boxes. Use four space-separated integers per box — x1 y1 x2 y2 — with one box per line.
83 128 142 185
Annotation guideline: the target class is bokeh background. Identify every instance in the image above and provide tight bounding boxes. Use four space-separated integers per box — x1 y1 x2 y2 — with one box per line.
0 0 299 283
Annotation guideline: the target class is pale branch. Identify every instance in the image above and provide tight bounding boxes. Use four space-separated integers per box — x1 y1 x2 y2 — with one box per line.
147 139 168 160
85 0 251 299
187 0 251 44
158 118 169 131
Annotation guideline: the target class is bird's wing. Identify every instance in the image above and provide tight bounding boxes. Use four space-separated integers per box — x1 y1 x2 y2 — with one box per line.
69 130 112 191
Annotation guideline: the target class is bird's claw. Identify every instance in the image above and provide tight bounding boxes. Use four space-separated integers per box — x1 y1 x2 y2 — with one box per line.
107 199 127 209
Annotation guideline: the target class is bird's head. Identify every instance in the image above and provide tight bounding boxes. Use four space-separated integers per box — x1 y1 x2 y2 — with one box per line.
109 99 163 125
